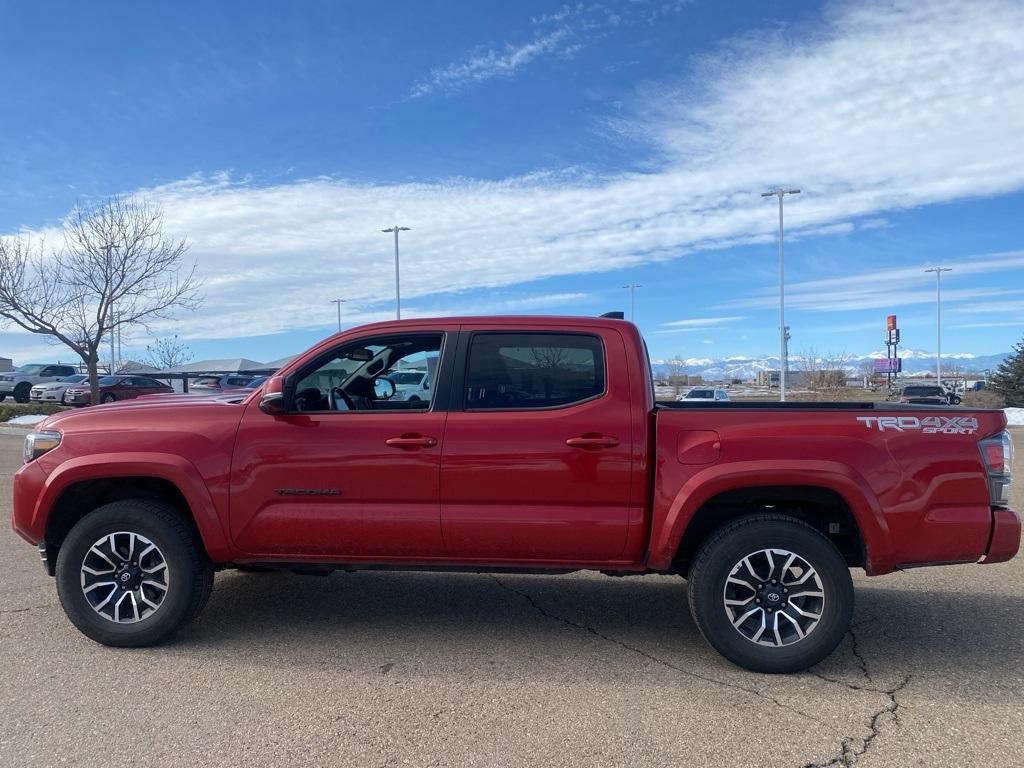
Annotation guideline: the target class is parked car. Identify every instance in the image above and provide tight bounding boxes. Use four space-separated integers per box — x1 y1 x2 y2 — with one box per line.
234 375 268 391
0 364 78 403
189 374 255 393
389 370 431 403
677 387 730 402
12 315 1018 673
63 375 174 406
30 374 90 404
898 384 954 405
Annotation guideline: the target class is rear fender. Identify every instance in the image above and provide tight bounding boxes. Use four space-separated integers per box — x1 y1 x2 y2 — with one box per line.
649 460 895 574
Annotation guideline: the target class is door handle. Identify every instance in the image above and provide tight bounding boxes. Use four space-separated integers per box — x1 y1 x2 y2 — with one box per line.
565 434 620 449
385 434 438 449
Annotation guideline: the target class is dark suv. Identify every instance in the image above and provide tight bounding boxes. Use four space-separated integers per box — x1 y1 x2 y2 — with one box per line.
898 384 952 405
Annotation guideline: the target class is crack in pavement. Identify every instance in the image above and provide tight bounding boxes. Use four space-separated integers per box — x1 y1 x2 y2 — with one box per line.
847 626 872 683
803 634 912 768
0 603 54 615
489 575 828 727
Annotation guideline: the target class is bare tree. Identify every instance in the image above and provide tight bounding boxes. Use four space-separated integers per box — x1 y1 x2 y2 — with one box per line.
798 348 851 400
147 334 193 370
664 356 686 397
0 198 200 401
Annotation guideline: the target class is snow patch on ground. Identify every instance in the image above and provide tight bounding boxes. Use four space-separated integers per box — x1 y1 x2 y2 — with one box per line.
5 414 49 425
1005 408 1024 427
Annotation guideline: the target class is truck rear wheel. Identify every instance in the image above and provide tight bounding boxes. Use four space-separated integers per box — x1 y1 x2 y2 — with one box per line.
687 514 853 673
55 499 214 647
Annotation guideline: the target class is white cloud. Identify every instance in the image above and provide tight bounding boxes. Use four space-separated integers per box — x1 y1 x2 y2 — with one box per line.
409 1 692 99
408 28 575 99
658 316 746 333
728 252 1024 312
4 0 1024 356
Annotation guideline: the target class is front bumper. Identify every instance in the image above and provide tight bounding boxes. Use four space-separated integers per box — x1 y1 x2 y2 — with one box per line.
0 381 16 394
10 459 48 546
63 391 91 405
30 390 63 402
982 508 1021 564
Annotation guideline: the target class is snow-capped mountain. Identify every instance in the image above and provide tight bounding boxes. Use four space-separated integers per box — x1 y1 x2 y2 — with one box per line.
651 350 1008 381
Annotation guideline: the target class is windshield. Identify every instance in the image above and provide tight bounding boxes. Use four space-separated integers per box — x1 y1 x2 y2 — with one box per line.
59 374 87 383
15 364 45 375
98 376 121 386
243 376 268 389
686 389 715 398
391 371 425 385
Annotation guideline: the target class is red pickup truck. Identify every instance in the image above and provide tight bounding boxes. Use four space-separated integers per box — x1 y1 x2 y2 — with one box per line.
10 316 1019 672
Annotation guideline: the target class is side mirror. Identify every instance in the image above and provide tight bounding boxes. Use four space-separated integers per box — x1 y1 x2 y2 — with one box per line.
373 377 396 400
259 391 287 415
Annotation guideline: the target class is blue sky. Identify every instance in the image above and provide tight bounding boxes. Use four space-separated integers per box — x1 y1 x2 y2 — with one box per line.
1 0 1023 366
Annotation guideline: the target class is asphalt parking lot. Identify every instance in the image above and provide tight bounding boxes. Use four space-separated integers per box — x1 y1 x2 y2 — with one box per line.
1 429 1022 768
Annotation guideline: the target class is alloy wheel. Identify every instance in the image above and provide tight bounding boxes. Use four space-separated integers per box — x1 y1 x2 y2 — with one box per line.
722 548 824 647
79 532 170 623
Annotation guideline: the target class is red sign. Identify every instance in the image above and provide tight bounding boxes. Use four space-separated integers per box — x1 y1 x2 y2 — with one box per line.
887 314 897 331
873 358 902 373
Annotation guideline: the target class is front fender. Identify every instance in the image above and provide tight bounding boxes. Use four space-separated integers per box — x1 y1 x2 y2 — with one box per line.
648 459 895 575
32 452 234 561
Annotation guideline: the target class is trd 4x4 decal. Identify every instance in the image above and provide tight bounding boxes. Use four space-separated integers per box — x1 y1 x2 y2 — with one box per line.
856 415 979 434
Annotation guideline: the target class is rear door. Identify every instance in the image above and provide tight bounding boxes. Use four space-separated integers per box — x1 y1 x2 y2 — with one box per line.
440 327 636 562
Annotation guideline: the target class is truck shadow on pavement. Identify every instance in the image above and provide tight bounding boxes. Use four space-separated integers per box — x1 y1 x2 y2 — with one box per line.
181 568 1023 685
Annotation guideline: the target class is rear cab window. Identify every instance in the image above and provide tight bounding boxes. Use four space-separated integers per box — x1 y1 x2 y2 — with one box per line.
464 333 605 410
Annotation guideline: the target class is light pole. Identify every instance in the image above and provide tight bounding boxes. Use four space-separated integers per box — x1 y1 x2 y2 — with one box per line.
925 267 952 386
761 188 800 401
330 298 346 332
381 226 411 319
623 283 642 322
108 304 116 374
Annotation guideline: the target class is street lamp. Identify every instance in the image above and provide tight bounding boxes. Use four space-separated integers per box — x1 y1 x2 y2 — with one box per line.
623 283 642 322
925 267 952 386
381 226 411 319
330 298 346 333
761 188 800 401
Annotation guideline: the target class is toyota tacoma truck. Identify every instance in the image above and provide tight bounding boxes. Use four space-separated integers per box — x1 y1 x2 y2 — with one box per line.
10 316 1019 672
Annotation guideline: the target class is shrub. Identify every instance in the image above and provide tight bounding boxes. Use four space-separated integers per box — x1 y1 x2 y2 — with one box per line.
961 390 1006 409
0 403 67 422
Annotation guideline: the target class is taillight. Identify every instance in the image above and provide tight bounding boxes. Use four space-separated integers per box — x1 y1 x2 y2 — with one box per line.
980 431 1014 507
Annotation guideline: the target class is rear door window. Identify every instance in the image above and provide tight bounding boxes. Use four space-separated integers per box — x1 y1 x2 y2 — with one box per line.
465 333 605 410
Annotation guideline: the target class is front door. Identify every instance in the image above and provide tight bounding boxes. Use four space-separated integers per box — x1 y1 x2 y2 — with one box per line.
229 330 453 560
441 329 635 563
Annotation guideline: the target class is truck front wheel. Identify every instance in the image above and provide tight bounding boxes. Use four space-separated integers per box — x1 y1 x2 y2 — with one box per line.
55 499 214 647
687 514 853 673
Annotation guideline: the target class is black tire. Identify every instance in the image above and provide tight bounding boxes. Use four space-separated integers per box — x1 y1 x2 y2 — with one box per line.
14 382 31 403
100 393 116 403
687 514 853 674
0 393 6 401
55 499 214 647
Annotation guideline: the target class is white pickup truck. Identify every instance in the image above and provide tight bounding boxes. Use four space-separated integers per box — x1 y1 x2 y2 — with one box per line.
388 370 431 403
0 364 79 403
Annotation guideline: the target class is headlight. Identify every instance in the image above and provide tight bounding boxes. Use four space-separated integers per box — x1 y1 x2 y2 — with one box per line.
23 431 61 463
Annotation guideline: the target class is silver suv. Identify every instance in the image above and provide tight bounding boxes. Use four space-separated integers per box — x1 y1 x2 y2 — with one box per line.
0 364 79 403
